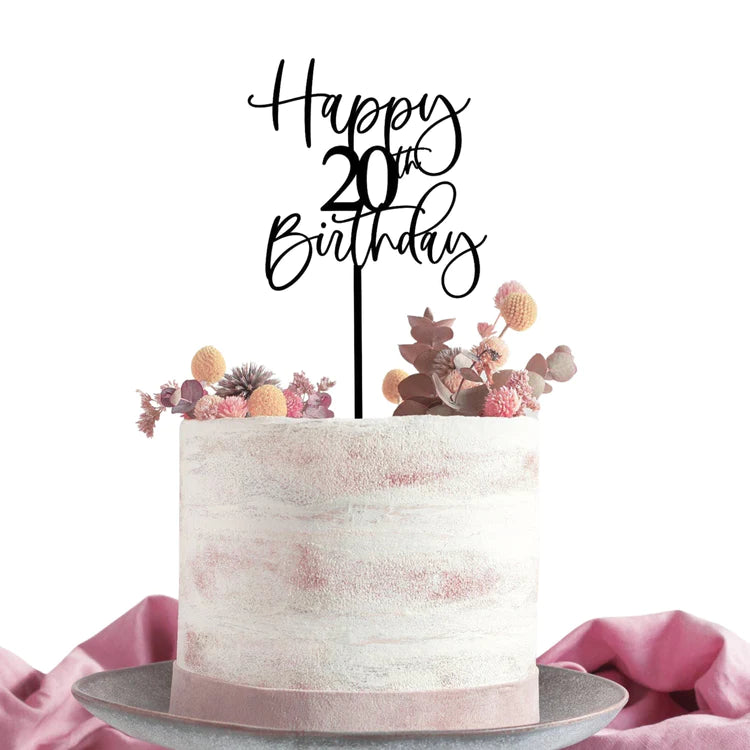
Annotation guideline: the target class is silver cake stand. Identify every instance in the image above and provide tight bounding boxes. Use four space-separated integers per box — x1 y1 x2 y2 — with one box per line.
72 662 627 750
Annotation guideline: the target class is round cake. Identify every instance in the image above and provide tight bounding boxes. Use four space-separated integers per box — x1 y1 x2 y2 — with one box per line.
170 415 540 731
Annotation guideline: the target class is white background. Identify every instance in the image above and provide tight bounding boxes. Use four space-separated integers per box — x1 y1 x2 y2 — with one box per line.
1 1 749 673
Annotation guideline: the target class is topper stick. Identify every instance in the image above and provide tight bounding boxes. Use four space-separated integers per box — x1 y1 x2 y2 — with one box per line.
353 263 363 418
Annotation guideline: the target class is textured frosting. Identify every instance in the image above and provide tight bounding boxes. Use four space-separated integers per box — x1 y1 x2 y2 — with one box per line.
176 415 539 694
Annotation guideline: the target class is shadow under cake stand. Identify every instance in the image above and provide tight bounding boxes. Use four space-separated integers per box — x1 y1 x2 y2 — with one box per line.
73 662 627 749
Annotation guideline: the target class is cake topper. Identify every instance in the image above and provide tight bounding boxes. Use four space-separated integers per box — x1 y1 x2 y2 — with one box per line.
248 59 486 417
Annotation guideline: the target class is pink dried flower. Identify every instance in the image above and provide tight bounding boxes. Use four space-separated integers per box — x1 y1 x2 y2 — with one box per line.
494 281 527 311
193 394 223 420
290 371 315 396
443 370 482 393
477 322 495 338
218 395 248 418
473 336 510 374
136 390 165 438
483 386 522 417
506 370 540 412
317 377 336 392
283 388 305 418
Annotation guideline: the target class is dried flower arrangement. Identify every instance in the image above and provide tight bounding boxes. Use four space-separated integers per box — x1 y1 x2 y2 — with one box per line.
384 281 576 418
137 345 335 437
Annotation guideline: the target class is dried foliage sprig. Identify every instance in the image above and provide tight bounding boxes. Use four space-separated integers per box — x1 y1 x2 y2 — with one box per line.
385 282 577 418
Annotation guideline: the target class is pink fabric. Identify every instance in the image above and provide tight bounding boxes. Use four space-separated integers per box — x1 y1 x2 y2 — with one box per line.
169 663 539 731
0 596 177 750
2 600 749 748
538 610 750 749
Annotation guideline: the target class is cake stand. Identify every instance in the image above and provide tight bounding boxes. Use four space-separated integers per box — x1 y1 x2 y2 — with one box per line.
73 662 627 750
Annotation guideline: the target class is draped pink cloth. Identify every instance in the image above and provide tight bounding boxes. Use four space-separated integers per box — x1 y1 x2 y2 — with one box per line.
538 610 750 748
0 596 176 749
1 598 749 748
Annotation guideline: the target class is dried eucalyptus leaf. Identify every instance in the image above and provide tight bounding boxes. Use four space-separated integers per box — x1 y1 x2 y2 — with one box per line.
432 373 460 409
423 307 434 320
398 373 436 400
544 382 553 394
427 403 457 416
393 399 428 416
492 370 513 389
453 351 476 369
408 315 432 329
526 353 548 378
413 349 437 374
410 396 441 407
411 324 437 345
180 379 204 403
527 371 546 398
433 318 456 328
456 384 489 416
399 343 430 365
554 345 572 354
546 351 577 382
431 326 454 346
460 367 483 383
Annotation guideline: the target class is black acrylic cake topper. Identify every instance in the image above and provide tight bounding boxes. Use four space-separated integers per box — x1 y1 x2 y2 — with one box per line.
248 59 486 418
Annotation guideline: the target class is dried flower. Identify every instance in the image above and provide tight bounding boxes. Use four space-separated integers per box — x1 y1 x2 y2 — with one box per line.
472 336 510 374
304 391 334 419
283 388 305 418
443 370 482 393
216 363 278 399
477 322 495 338
483 386 523 417
500 293 537 332
193 394 223 420
247 384 287 417
494 281 527 311
506 370 540 412
382 369 409 404
431 347 462 378
136 390 165 438
317 377 336 392
289 371 315 396
191 346 226 384
217 395 248 419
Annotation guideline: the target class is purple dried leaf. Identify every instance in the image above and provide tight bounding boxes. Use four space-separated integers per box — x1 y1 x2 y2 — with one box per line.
456 384 489 416
399 343 431 365
454 350 477 369
398 373 436 400
431 326 454 346
431 373 460 410
527 371 546 398
408 396 442 407
492 370 514 389
427 403 458 416
394 399 428 416
546 351 577 382
180 379 204 404
411 324 438 345
413 349 437 374
460 367 484 383
526 353 548 378
158 387 176 408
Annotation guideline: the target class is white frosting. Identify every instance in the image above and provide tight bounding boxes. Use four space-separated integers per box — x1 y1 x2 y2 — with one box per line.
176 415 539 692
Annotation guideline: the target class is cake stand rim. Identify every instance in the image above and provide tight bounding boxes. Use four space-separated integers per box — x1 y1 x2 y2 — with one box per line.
72 661 628 739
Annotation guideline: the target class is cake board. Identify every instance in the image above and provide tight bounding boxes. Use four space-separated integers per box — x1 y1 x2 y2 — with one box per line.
73 662 627 749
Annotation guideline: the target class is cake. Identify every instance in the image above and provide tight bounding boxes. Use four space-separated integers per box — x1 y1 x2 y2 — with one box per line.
169 414 540 732
134 281 578 732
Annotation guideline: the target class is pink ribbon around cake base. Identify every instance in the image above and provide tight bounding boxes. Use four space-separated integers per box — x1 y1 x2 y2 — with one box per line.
169 663 540 732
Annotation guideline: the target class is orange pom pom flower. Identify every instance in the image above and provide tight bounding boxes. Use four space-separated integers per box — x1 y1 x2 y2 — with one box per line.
247 384 287 417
